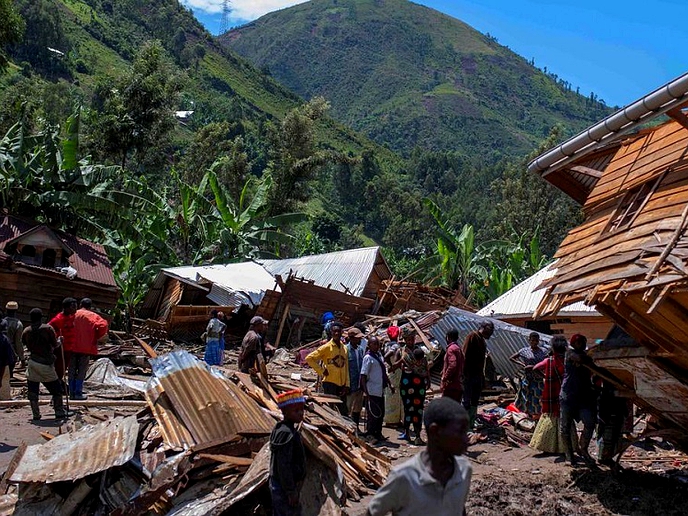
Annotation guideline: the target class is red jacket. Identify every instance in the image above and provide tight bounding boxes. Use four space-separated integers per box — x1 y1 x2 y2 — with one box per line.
48 312 76 352
72 308 108 355
441 341 465 393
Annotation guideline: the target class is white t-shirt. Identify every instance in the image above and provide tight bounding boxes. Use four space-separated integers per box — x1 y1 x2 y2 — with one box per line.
368 453 472 516
361 353 385 397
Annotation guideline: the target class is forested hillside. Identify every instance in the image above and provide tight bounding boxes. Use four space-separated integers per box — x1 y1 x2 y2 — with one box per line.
222 0 612 159
0 0 587 313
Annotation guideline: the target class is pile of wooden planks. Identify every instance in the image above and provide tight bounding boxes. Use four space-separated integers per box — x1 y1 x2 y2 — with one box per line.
3 350 391 515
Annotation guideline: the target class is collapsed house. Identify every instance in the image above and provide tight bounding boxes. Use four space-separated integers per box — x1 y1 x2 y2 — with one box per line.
478 261 614 341
529 71 688 437
138 247 395 342
0 214 119 320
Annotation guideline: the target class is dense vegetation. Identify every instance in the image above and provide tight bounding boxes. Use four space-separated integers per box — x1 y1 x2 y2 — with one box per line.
0 0 592 318
222 0 612 159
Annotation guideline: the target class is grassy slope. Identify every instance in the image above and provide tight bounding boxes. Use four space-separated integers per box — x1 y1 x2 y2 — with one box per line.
47 0 400 161
222 0 612 158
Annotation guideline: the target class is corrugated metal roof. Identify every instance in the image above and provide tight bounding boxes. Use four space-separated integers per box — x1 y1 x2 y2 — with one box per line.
260 247 389 297
147 351 275 449
162 262 277 309
430 307 552 381
10 416 139 483
477 261 601 319
0 214 116 287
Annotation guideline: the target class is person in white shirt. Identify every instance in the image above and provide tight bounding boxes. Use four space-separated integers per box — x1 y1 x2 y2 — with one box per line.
360 336 392 444
367 397 472 516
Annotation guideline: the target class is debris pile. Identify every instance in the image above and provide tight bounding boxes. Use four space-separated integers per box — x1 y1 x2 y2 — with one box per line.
1 350 390 515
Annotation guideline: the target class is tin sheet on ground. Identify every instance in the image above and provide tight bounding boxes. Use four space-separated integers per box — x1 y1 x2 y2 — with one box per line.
10 416 139 483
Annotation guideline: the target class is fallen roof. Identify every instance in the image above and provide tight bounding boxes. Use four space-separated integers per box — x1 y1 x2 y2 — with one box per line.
10 416 139 483
477 261 601 319
162 261 277 309
259 246 391 298
431 307 552 381
146 350 275 449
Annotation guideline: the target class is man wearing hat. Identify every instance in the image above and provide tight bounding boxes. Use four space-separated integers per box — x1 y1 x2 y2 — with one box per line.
346 327 366 430
238 316 267 373
4 301 24 368
270 389 307 515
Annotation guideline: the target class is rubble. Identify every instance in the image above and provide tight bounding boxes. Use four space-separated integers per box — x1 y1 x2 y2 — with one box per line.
1 349 391 515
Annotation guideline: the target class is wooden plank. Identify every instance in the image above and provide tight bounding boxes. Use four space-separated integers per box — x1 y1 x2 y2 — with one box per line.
0 442 26 493
273 303 291 349
133 336 158 359
0 399 147 407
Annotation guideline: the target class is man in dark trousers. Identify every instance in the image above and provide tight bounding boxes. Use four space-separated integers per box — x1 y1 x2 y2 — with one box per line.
440 328 465 404
270 388 307 516
4 301 24 368
22 308 68 421
462 321 494 429
360 336 391 444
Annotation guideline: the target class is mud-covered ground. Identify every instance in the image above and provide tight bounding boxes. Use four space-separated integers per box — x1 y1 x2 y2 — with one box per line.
345 426 688 516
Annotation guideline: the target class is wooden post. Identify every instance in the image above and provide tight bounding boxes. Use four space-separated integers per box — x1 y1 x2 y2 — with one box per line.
274 303 291 348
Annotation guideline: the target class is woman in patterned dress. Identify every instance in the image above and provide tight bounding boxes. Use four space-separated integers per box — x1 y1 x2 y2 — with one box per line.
510 332 548 417
393 328 431 445
529 335 575 453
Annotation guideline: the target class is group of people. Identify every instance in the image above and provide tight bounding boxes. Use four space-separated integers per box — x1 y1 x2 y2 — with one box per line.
0 298 108 421
269 386 472 516
276 316 474 515
510 331 628 466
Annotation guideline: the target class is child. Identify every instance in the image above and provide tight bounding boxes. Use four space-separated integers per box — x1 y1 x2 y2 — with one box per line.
270 389 307 516
367 397 472 516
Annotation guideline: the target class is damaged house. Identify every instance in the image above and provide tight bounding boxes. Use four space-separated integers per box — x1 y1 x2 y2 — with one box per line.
478 261 614 341
139 247 393 342
0 214 118 320
529 71 688 436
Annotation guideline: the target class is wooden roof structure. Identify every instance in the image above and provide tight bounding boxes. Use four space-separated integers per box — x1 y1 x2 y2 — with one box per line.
531 72 688 434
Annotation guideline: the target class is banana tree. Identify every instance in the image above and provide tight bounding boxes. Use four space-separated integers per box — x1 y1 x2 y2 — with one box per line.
204 166 307 262
422 198 487 299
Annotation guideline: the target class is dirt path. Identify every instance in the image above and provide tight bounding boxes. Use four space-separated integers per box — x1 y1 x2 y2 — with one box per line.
344 426 688 516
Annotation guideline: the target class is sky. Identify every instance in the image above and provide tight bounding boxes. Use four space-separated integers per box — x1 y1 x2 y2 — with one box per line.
181 0 688 108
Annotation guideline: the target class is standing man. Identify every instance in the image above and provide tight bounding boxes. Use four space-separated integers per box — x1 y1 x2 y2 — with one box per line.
462 321 494 429
306 321 349 414
71 298 108 400
4 301 24 368
346 327 366 430
366 397 472 516
22 308 68 420
440 329 465 404
238 316 267 373
49 297 78 389
360 336 390 444
270 389 307 516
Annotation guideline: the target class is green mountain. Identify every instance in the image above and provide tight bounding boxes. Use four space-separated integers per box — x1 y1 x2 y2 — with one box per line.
221 0 612 158
1 0 395 160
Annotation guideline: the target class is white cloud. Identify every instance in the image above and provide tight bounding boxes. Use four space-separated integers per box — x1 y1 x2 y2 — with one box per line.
182 0 308 21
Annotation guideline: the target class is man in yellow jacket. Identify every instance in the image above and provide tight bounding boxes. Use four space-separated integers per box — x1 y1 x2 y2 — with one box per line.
306 320 349 414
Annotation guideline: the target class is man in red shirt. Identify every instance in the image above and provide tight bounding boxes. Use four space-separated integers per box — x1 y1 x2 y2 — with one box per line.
70 298 108 400
48 297 77 383
440 329 465 404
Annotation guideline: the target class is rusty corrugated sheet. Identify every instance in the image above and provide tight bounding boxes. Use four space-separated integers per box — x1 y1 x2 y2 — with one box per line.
147 351 274 449
10 416 139 483
430 307 552 381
